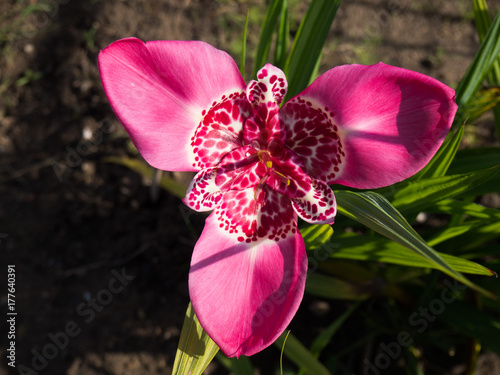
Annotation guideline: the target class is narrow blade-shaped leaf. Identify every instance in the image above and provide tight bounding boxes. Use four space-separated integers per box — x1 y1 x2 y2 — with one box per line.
173 302 219 375
461 87 500 123
335 190 495 297
448 147 500 174
391 166 500 213
240 10 250 79
413 125 464 180
273 0 289 68
308 302 361 359
301 224 334 249
454 8 500 114
447 149 500 196
253 0 284 77
474 0 492 43
473 0 500 139
427 199 500 222
426 199 500 222
426 225 478 247
324 232 493 276
441 220 500 254
283 0 342 100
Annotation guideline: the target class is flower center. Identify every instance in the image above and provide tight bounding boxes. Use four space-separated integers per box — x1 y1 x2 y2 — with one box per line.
256 149 291 186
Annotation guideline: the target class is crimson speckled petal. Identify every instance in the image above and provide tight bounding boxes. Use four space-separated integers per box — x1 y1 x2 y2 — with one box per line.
243 64 288 149
281 98 344 183
291 178 337 224
183 168 222 212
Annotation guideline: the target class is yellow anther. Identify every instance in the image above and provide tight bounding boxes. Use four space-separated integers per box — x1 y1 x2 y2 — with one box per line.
266 161 273 168
272 169 290 185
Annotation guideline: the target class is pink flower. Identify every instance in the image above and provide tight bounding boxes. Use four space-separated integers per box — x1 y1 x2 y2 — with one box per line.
98 38 457 357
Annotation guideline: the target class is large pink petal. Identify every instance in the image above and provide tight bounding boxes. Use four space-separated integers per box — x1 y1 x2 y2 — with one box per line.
98 38 246 171
283 62 457 188
189 188 307 357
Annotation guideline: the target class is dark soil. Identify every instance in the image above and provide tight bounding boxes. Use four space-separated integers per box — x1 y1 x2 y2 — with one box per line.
1 0 499 374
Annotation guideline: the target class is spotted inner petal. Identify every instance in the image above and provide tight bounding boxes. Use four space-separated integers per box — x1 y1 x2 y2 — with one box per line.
243 65 288 148
266 149 312 199
191 91 251 170
290 178 337 224
183 167 223 212
187 64 339 245
214 185 298 243
215 147 262 191
247 64 288 107
282 97 345 184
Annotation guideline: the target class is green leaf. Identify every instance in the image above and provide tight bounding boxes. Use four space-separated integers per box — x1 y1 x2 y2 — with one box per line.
283 0 342 100
474 0 492 44
473 0 500 139
441 220 500 254
334 190 495 297
274 331 330 375
426 225 478 247
305 273 370 300
413 125 464 180
391 166 500 213
448 147 500 196
104 156 188 199
324 232 493 276
301 224 334 249
273 0 289 69
447 149 500 196
448 147 500 174
308 302 360 358
253 0 284 77
172 303 220 375
426 199 500 222
440 301 500 352
461 87 500 123
240 10 250 79
454 8 500 116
